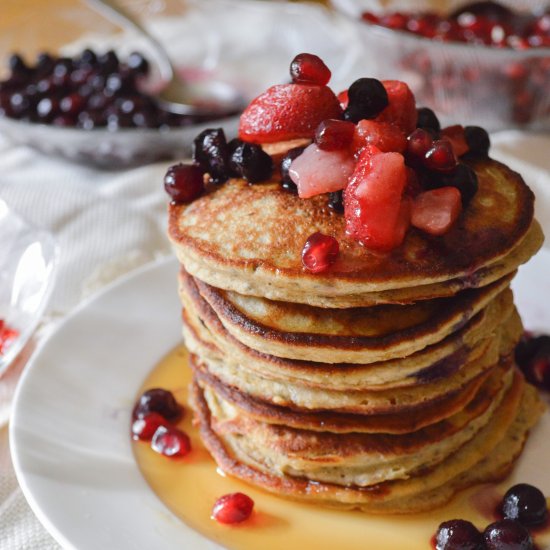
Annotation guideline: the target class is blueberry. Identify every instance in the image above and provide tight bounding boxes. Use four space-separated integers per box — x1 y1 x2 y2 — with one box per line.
280 146 305 193
464 126 490 157
78 48 98 68
229 141 273 183
440 163 479 206
483 519 534 550
127 52 150 76
328 190 344 213
97 50 119 73
343 78 388 123
435 519 484 550
416 107 441 134
192 128 230 184
8 54 30 78
132 388 182 422
502 484 548 526
515 334 550 391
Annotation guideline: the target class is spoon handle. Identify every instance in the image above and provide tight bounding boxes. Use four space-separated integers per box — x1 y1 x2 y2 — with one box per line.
84 0 175 83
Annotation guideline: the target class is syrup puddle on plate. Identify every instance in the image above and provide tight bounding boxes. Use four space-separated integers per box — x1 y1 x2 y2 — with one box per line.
132 346 550 550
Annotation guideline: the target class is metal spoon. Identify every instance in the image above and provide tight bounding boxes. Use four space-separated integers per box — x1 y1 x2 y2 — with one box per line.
85 0 244 116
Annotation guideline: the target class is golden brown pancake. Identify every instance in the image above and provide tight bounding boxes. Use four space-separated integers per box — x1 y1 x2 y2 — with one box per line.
182 269 513 363
190 371 544 513
180 277 517 391
169 158 540 307
192 353 510 434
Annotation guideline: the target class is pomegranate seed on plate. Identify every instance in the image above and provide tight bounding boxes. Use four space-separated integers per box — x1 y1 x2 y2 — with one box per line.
302 232 339 273
289 53 331 86
131 412 170 441
212 492 254 525
151 426 191 458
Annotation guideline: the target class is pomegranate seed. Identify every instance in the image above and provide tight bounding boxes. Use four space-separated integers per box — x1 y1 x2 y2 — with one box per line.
131 412 170 441
164 163 204 204
406 128 433 159
212 492 254 525
440 125 469 157
302 232 339 273
0 320 18 354
315 119 355 151
132 388 183 421
151 426 191 458
424 139 457 172
289 53 331 86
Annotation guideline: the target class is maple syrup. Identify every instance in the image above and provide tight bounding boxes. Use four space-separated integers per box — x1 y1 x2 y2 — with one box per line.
132 346 550 550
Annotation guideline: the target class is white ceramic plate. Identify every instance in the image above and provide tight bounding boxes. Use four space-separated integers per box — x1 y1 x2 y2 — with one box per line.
10 254 550 550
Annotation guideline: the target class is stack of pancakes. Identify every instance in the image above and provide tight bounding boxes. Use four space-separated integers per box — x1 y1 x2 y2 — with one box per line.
168 156 545 513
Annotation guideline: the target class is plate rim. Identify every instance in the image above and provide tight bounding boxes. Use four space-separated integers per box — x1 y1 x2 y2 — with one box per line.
9 256 223 550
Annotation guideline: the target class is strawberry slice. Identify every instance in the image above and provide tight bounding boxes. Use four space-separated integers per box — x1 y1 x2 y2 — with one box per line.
353 119 407 154
375 80 417 135
337 89 349 110
238 84 343 144
411 187 462 236
344 147 409 250
441 125 469 157
289 143 355 198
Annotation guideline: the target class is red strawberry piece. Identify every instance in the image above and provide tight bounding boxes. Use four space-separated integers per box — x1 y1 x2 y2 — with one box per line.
353 119 407 154
411 186 462 236
238 84 343 144
290 53 331 86
337 89 349 110
344 147 409 250
375 80 417 135
289 143 355 198
441 125 469 157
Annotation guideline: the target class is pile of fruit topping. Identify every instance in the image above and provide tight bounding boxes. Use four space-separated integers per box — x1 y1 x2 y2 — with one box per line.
515 333 550 392
0 50 215 129
361 1 550 49
434 483 548 550
165 52 492 271
0 320 18 355
132 387 255 524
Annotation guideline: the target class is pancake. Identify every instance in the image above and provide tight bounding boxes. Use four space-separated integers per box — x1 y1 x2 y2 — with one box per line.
199 365 514 487
168 158 540 308
190 371 545 513
193 352 510 434
182 270 513 363
181 279 517 391
188 322 511 414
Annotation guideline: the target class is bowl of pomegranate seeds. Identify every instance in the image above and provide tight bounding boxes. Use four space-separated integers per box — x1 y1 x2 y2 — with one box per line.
0 49 240 168
0 200 58 375
332 0 550 131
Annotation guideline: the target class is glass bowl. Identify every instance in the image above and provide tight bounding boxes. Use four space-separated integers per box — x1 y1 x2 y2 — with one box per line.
0 200 58 376
332 0 550 132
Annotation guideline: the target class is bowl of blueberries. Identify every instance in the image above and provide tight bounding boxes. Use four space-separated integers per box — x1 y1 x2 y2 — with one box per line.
332 0 550 132
0 48 240 168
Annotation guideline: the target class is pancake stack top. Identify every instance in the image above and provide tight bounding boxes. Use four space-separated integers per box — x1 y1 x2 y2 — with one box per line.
167 54 545 513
